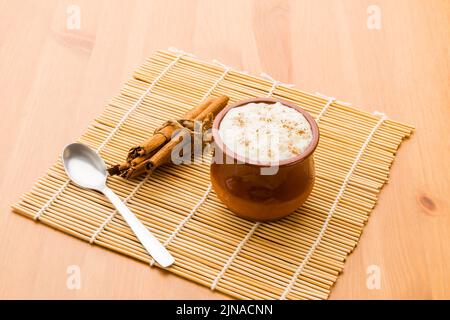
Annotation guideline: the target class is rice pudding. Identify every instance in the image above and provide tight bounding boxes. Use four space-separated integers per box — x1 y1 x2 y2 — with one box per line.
218 102 313 163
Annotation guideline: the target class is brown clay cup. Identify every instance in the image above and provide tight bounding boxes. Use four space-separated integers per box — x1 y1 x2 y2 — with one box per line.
210 97 319 221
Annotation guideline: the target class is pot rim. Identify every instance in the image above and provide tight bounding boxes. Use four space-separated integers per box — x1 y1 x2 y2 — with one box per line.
212 97 320 167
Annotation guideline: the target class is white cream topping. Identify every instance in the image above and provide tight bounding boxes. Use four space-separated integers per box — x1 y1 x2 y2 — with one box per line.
218 102 313 163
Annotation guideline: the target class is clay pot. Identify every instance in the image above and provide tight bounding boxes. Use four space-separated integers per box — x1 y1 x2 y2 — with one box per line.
210 97 319 221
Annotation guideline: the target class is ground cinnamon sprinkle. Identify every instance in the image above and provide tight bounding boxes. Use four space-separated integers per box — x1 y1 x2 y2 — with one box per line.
288 144 301 155
233 116 246 127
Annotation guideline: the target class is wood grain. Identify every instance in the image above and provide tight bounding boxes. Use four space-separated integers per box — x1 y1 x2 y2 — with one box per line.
0 0 449 299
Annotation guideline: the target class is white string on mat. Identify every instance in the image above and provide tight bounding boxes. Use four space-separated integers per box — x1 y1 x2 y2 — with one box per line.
210 222 260 290
167 47 195 58
279 111 388 300
93 48 227 253
209 74 285 289
315 91 355 123
315 95 336 123
201 60 231 100
98 52 188 151
315 92 352 107
315 92 356 124
147 54 232 266
150 183 213 267
33 180 70 220
33 52 188 222
260 72 295 97
167 48 302 100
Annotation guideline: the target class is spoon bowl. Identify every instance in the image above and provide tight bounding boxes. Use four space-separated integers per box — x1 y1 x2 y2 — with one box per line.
62 143 107 191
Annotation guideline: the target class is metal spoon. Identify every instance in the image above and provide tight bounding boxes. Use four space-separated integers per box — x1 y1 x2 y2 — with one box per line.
62 143 175 267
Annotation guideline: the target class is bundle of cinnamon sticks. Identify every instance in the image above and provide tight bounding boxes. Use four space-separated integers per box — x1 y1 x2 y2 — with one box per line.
108 95 229 179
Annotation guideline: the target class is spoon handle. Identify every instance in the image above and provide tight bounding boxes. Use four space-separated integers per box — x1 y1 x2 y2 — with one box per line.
102 186 175 267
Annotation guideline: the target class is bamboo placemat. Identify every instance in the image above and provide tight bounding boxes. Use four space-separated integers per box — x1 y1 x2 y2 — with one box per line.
12 48 414 300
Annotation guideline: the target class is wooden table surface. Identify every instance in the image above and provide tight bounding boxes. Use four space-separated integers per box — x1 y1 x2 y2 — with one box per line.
0 0 449 299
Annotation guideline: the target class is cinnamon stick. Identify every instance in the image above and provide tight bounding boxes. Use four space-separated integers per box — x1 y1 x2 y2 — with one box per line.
108 95 229 178
131 95 230 177
194 95 229 121
124 132 187 179
127 97 216 160
107 162 130 176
